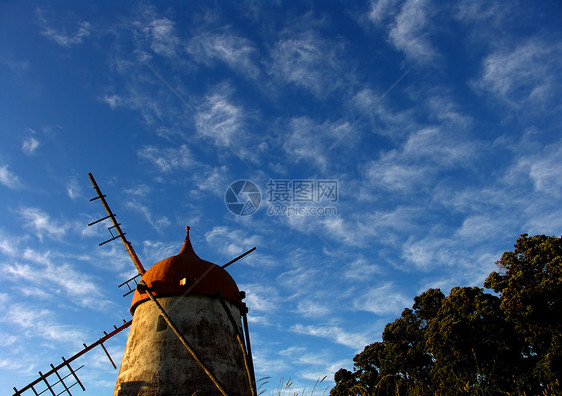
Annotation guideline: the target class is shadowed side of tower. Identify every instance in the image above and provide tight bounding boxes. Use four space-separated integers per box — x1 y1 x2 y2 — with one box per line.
113 227 252 396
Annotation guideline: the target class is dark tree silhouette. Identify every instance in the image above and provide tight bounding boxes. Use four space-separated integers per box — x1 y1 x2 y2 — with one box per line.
331 234 562 395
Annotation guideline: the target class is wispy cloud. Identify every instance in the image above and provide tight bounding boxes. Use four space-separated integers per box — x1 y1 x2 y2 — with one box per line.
268 29 347 97
187 31 259 78
102 94 122 110
363 152 428 192
36 8 90 48
119 5 182 61
125 200 171 233
205 225 262 257
1 252 104 309
240 283 280 314
361 124 477 193
388 0 436 64
0 233 25 257
1 303 88 347
401 235 452 271
138 144 196 173
191 165 231 197
280 116 351 169
195 91 244 148
291 324 370 350
472 38 562 110
22 137 39 155
352 281 410 315
454 0 513 32
18 207 68 240
517 138 562 197
0 165 23 189
101 81 164 124
344 256 383 280
147 18 180 58
295 300 332 318
368 0 400 25
66 176 81 200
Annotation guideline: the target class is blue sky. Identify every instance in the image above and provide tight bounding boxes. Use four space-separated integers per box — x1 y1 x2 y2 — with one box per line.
1 0 562 394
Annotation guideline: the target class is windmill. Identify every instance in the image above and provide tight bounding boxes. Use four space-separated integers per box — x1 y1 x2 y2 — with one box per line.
12 173 257 396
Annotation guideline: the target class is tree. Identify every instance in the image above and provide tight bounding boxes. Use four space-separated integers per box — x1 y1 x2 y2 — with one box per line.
484 234 562 389
425 287 523 394
331 234 561 395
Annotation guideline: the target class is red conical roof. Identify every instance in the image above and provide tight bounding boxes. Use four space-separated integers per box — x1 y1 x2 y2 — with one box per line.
130 227 242 315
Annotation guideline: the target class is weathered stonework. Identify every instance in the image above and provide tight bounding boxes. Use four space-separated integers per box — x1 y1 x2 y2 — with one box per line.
113 295 248 396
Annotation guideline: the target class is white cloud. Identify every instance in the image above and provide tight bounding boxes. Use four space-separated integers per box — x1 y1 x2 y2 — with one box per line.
368 0 400 25
295 300 331 318
0 165 23 189
18 207 68 240
241 283 279 314
122 6 181 60
344 257 382 280
147 18 179 58
526 140 562 196
36 8 90 48
123 184 151 197
187 31 259 78
403 127 476 166
100 72 165 124
388 0 436 64
350 88 419 139
0 233 23 257
454 0 514 37
291 324 369 350
103 94 123 110
204 226 261 258
125 200 171 233
363 151 428 192
269 30 346 97
473 38 562 110
0 333 17 347
138 144 196 172
7 248 102 300
456 215 510 240
141 239 179 267
278 263 323 297
195 92 243 148
192 166 230 197
66 176 81 200
1 303 87 346
22 137 39 155
281 117 351 168
360 124 477 195
352 282 411 315
401 236 450 271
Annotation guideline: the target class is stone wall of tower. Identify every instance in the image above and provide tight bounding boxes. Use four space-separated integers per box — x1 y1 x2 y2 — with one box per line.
113 295 249 396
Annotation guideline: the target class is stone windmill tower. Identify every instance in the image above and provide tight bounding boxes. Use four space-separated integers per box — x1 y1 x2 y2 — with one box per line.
11 174 256 396
114 227 256 396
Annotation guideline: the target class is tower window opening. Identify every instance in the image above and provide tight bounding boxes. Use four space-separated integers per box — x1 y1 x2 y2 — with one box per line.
156 315 168 332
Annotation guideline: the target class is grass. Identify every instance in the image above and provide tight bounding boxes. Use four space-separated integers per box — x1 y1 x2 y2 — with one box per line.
258 376 561 396
258 376 329 395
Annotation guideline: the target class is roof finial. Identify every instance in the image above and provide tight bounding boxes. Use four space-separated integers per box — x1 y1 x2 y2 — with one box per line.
178 226 197 256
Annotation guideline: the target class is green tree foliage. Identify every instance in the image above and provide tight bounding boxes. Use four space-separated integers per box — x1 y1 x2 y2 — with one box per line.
484 234 562 389
331 235 562 395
